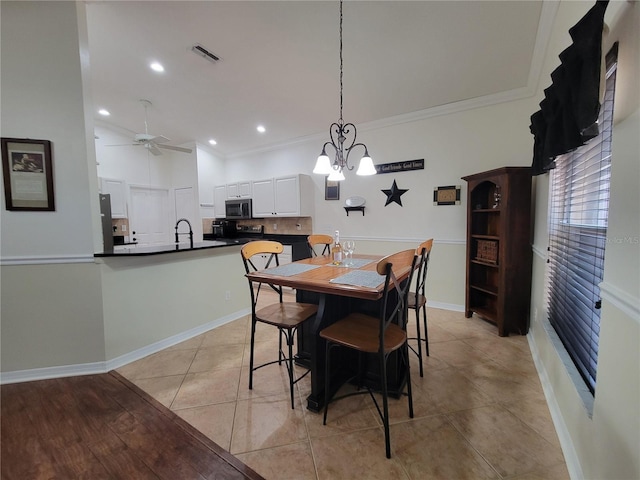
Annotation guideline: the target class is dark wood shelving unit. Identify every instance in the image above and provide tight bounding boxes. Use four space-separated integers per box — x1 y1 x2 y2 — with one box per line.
462 167 533 336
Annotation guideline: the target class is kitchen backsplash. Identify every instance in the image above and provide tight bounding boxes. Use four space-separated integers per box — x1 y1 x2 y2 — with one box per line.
112 218 130 237
202 217 313 236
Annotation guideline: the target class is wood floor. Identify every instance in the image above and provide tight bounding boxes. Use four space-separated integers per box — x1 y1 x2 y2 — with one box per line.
1 371 264 480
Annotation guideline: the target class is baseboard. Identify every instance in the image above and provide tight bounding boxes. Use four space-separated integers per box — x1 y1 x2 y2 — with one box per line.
1 301 463 385
105 308 250 371
427 300 465 312
527 330 584 480
0 361 107 385
0 308 251 385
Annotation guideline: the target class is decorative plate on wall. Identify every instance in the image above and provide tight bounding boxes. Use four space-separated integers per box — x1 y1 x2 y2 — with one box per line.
345 196 366 207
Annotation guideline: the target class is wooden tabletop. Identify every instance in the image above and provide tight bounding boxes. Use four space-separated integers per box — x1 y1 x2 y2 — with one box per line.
247 254 406 301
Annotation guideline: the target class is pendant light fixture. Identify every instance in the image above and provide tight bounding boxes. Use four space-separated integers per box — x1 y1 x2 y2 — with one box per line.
313 0 376 181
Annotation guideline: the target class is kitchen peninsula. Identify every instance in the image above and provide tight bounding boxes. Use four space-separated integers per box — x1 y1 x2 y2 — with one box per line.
95 239 250 257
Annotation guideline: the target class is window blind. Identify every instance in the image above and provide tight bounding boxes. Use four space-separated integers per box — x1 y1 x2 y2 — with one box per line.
547 43 618 394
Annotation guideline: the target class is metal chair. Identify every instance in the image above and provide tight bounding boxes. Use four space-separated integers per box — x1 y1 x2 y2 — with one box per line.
408 239 433 377
307 234 333 257
241 240 318 409
320 249 418 458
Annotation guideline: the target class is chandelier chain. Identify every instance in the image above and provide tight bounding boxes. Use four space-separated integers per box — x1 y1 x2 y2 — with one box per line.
339 0 343 124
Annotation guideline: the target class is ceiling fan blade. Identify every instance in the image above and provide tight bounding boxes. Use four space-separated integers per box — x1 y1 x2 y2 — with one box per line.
156 144 193 154
149 135 170 144
148 145 163 156
105 143 142 147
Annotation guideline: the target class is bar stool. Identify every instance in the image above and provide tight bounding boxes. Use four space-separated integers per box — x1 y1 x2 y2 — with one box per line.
408 239 433 377
241 240 318 409
320 249 418 458
307 234 333 257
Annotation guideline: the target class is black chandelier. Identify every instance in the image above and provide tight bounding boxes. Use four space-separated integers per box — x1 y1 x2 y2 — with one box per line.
313 0 376 181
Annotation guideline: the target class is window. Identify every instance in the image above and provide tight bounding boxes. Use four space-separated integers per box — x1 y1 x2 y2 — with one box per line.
546 44 618 394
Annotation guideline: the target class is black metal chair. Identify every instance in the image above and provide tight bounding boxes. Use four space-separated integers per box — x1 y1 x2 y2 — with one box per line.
408 239 433 377
319 249 418 458
307 234 333 257
241 240 318 409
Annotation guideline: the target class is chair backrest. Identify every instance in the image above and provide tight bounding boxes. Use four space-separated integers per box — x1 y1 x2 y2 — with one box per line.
376 249 419 343
307 234 333 257
241 240 284 306
414 239 433 296
415 238 433 296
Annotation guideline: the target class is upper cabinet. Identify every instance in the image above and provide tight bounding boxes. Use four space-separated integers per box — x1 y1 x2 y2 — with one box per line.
100 177 127 218
213 184 227 218
226 181 252 198
252 174 313 217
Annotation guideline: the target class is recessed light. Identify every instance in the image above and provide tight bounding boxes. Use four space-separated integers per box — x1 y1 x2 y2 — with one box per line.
208 139 217 145
98 109 110 116
150 62 164 73
256 125 266 133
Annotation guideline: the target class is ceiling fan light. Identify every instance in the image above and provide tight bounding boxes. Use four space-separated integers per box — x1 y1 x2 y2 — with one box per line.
327 167 345 182
356 155 377 176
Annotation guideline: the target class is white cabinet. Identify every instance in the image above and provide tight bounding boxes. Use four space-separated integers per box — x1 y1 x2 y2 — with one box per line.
251 178 276 217
100 177 127 218
227 181 252 198
251 174 313 217
214 185 227 218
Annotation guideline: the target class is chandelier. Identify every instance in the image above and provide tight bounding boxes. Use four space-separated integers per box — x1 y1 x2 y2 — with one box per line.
313 0 376 181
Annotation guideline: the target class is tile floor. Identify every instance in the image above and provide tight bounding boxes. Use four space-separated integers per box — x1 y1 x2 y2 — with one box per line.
117 292 569 480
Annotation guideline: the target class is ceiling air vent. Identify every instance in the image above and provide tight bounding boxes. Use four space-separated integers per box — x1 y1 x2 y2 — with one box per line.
191 44 220 63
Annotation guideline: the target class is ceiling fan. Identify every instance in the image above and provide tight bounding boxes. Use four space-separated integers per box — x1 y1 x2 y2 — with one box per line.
107 99 192 156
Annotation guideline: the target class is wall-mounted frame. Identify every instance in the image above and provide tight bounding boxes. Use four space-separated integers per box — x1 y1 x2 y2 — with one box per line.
433 185 461 206
1 138 55 211
325 177 340 200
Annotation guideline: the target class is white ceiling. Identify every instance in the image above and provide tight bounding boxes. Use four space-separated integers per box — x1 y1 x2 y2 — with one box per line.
86 1 548 157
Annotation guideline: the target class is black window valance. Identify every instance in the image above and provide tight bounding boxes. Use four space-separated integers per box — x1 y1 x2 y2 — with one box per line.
530 0 609 176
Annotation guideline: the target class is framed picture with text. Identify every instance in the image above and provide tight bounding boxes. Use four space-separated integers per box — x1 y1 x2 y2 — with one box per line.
1 138 55 211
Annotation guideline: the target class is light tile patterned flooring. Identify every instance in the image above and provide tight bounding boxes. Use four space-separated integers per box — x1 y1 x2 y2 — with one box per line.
117 292 569 480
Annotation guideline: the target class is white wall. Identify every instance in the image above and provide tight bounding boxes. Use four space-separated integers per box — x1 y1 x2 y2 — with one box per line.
0 1 106 372
196 143 226 218
0 1 98 261
528 2 640 480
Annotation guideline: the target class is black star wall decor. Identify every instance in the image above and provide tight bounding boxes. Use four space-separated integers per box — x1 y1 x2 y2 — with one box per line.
381 180 408 207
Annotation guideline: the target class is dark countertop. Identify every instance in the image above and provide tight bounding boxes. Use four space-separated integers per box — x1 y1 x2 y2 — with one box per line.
95 234 310 258
95 239 251 257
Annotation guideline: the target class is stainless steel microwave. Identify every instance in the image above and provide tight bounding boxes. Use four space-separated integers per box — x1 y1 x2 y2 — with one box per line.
225 198 252 219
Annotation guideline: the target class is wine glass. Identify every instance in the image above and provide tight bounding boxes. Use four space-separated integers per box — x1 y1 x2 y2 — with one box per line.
344 240 355 266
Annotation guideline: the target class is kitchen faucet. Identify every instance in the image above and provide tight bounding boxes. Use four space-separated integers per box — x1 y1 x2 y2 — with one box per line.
175 218 194 248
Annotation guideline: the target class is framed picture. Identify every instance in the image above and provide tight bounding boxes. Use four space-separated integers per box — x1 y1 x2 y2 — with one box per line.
325 177 340 201
1 138 55 211
433 185 461 206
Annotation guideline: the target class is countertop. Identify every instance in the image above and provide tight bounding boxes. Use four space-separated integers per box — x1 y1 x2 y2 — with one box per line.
95 239 251 257
95 234 311 258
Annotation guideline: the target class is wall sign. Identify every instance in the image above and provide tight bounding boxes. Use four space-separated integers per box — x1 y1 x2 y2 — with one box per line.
375 159 424 175
433 185 461 206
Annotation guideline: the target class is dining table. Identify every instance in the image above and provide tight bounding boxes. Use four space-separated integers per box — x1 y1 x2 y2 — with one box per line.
246 253 413 412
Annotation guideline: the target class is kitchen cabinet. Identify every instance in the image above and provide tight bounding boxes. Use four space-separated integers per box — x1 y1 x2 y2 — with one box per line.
213 185 227 218
227 181 252 198
251 174 313 217
462 166 532 336
100 177 127 218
